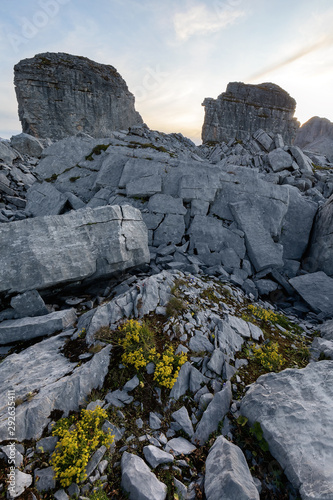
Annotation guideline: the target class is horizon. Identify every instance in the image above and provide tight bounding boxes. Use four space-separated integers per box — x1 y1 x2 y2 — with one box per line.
1 0 333 144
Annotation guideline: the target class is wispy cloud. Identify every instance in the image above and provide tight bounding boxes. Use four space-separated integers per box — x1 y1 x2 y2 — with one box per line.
248 34 333 82
173 2 245 41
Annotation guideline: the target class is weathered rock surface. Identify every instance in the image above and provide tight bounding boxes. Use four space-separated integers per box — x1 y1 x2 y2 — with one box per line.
202 82 299 144
0 204 149 294
121 452 167 500
205 436 260 500
289 272 333 317
295 116 333 162
304 195 333 277
14 52 143 140
0 308 76 345
240 361 333 500
10 133 44 158
0 332 111 441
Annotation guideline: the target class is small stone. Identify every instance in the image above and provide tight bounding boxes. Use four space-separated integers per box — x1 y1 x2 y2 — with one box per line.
149 412 162 430
143 445 174 468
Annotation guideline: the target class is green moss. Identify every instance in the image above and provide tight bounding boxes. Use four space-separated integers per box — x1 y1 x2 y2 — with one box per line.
45 173 58 182
85 144 110 161
69 176 80 182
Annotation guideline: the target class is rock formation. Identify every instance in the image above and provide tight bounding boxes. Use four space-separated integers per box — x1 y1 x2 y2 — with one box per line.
202 82 299 144
294 116 333 162
14 52 143 140
0 204 149 295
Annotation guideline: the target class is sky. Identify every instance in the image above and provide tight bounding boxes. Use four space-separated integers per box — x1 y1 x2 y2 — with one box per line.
0 0 333 144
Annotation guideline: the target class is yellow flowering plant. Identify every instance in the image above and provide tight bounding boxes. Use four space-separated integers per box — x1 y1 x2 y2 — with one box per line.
118 319 187 389
251 341 285 372
153 346 187 389
247 304 278 323
51 406 113 487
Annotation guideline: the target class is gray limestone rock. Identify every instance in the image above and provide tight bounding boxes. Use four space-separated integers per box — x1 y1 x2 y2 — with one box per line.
143 445 174 468
289 272 333 316
202 82 299 144
171 406 194 438
153 214 185 247
268 148 293 172
121 452 167 500
311 337 333 361
0 141 19 165
10 133 44 157
169 362 192 400
36 436 58 454
189 334 214 353
54 490 69 500
207 349 225 375
165 437 196 456
14 52 142 140
289 146 314 173
8 470 32 498
85 445 106 477
0 205 149 294
240 361 333 500
0 333 111 441
10 289 49 318
305 195 333 277
34 466 56 492
25 182 68 217
148 194 186 215
205 436 260 500
280 186 317 260
0 308 76 345
230 200 284 272
192 382 232 445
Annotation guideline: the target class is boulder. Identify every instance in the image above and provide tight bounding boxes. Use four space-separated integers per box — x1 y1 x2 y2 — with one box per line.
240 361 333 500
230 200 284 272
205 436 260 500
192 382 232 445
280 186 318 260
10 289 49 318
0 204 149 294
289 272 333 316
202 82 299 144
25 182 68 217
121 452 167 500
10 133 44 157
0 140 18 165
304 195 333 276
14 52 142 140
0 308 76 345
268 148 293 172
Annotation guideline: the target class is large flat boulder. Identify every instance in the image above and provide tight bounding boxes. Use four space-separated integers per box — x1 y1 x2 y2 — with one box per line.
0 204 149 294
240 361 333 500
14 52 142 140
289 272 333 316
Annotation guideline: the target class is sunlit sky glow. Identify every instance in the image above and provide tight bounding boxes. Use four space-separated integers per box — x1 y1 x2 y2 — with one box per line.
1 0 333 144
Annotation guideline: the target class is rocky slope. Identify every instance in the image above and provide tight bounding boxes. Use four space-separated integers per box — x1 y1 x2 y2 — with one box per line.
202 82 300 144
14 53 143 140
294 116 333 162
1 66 333 499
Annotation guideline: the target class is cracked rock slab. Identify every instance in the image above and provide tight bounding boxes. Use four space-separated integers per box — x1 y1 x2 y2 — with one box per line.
0 204 149 294
240 361 333 500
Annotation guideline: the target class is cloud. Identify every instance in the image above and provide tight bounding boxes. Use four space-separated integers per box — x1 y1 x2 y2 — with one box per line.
248 34 333 82
173 2 245 41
